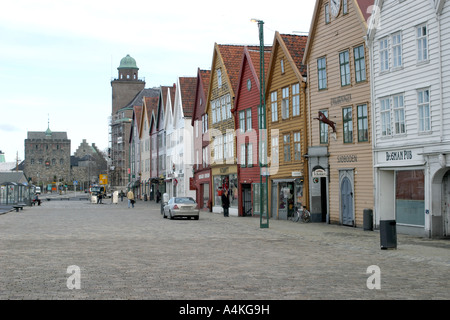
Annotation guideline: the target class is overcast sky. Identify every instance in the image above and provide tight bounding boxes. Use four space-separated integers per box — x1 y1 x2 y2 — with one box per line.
0 0 315 163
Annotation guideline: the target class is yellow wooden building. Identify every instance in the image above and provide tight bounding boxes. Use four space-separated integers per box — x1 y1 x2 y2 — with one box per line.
266 32 309 220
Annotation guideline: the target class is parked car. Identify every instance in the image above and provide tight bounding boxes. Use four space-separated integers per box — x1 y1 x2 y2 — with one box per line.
163 197 199 220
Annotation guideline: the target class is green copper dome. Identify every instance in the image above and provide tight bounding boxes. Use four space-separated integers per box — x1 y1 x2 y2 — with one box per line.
118 54 139 70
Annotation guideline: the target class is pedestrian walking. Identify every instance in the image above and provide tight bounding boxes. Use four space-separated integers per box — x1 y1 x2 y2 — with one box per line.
97 192 103 204
120 190 124 202
127 189 135 208
221 188 230 217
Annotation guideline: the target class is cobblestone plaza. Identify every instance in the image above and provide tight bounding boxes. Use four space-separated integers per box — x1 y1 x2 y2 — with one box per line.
0 196 448 301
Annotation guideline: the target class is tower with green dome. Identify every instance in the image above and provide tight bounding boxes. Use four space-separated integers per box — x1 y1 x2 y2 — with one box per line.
110 54 146 187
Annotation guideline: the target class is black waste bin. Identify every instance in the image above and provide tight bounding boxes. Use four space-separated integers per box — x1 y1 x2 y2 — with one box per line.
380 220 397 249
363 209 373 231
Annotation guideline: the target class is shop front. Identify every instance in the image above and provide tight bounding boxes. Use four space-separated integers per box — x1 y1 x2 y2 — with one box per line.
375 147 428 237
270 177 305 220
193 170 211 210
212 166 238 216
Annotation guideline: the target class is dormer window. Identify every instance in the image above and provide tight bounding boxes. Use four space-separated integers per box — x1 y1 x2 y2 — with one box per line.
217 69 222 88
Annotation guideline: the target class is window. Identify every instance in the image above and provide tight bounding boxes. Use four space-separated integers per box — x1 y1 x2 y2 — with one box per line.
357 104 369 142
31 159 35 165
214 135 223 162
292 83 300 116
52 158 56 165
211 100 217 124
221 96 226 121
217 68 222 88
343 107 353 143
392 32 402 68
343 0 348 14
226 94 232 119
393 95 405 134
60 158 64 165
317 57 327 90
224 132 234 159
418 89 430 132
239 110 245 133
247 143 253 167
246 109 252 131
271 91 278 122
325 3 330 24
283 134 291 162
379 38 389 72
319 109 329 144
282 87 290 119
380 98 391 136
271 135 279 166
417 25 428 62
353 45 366 83
339 50 351 86
294 132 301 161
280 59 285 74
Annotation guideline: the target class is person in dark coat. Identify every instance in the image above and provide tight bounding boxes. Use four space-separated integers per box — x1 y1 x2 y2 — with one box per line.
221 188 230 217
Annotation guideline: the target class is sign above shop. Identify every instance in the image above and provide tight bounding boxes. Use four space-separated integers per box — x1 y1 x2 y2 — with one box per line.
312 168 327 177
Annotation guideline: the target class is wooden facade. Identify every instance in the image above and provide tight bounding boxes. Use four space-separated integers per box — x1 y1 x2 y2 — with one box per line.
192 68 212 210
266 32 309 220
234 46 271 217
303 0 374 226
206 44 249 215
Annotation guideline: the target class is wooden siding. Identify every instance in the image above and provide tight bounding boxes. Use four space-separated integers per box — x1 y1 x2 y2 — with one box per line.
306 0 374 226
266 33 309 218
372 0 445 149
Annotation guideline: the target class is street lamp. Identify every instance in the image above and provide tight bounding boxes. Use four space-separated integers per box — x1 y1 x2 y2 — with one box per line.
252 18 269 228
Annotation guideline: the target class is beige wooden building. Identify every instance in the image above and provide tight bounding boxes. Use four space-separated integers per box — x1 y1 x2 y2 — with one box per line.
303 0 374 226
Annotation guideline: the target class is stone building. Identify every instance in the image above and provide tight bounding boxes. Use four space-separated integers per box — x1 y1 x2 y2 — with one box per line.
24 125 71 190
71 139 107 189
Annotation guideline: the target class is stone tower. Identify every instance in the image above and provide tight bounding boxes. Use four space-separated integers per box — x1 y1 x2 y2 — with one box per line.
110 54 146 187
24 124 71 190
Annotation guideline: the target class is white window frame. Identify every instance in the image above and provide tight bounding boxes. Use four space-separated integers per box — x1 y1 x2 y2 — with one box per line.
282 87 290 119
292 83 300 116
379 37 389 72
271 91 278 122
416 24 428 63
392 32 402 69
380 97 392 136
418 89 431 132
393 94 405 135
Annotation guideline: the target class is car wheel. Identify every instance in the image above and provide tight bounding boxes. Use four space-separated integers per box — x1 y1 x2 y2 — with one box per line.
194 216 199 220
163 211 167 218
169 211 174 220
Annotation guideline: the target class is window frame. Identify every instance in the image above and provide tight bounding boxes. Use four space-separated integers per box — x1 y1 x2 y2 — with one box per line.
271 91 278 122
339 50 351 87
353 45 366 83
357 104 369 142
292 83 300 117
416 24 428 63
281 86 290 119
342 106 353 143
317 57 327 90
417 88 431 133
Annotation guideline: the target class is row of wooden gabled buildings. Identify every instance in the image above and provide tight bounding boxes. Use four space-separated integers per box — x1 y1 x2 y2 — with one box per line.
123 0 450 238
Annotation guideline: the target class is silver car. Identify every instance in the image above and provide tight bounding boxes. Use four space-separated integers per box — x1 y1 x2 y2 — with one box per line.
163 197 199 220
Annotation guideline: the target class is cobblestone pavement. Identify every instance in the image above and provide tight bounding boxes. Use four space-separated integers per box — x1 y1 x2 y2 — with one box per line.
0 196 448 300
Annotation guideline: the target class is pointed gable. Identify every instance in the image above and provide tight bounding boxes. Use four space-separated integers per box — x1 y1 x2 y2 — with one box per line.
191 68 211 126
178 77 197 118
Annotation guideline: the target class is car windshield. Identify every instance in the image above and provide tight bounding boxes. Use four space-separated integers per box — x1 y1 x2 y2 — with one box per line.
174 197 196 204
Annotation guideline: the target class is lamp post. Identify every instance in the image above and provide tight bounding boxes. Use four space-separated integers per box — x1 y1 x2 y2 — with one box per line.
251 19 269 228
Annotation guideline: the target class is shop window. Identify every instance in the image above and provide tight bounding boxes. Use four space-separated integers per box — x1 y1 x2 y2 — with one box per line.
395 170 425 226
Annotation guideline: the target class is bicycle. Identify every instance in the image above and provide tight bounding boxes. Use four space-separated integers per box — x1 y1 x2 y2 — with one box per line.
292 206 311 223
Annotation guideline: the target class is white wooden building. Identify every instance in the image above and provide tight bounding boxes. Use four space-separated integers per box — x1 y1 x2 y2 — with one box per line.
165 77 197 199
367 0 449 237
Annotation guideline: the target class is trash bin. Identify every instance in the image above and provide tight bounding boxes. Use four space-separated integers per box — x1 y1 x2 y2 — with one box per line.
363 209 373 231
380 220 397 249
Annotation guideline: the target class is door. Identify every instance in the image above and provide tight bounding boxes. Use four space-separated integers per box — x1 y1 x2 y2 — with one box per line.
242 184 252 216
341 177 354 226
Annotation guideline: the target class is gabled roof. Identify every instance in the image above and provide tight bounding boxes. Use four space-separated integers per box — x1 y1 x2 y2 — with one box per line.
129 105 143 143
178 77 197 118
233 46 272 112
118 87 159 112
266 32 308 90
139 96 159 138
191 68 211 126
156 84 176 131
303 0 374 64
